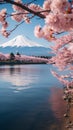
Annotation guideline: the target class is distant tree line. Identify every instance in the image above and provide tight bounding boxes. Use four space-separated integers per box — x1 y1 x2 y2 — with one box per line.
0 52 50 65
9 52 52 60
32 55 52 59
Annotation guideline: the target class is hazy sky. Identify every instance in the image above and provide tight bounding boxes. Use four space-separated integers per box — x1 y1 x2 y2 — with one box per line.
0 0 52 47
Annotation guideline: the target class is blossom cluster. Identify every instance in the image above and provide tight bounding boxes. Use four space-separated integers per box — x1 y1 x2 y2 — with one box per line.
34 0 73 87
34 0 73 40
0 8 10 37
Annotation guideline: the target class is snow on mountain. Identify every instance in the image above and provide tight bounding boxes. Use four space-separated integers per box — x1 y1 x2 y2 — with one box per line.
0 35 53 56
0 35 47 48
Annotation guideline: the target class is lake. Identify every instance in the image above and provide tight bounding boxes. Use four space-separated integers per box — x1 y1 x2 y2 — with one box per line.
0 64 66 130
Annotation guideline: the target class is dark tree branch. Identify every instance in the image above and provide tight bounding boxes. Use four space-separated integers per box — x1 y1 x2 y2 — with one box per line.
6 12 30 18
37 10 51 13
9 21 24 33
8 14 35 34
4 0 45 19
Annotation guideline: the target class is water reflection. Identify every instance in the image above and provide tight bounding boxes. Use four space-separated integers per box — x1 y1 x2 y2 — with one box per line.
49 87 66 130
9 67 21 75
0 65 68 130
50 87 66 121
0 65 39 92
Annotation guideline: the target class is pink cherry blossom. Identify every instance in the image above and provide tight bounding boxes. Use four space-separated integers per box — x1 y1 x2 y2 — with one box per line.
11 12 23 22
50 0 70 13
2 21 8 28
34 25 44 38
43 0 51 10
12 0 23 12
0 8 7 23
29 4 42 12
1 27 10 37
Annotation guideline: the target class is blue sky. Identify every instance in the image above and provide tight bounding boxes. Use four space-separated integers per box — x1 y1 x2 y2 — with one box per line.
0 0 52 47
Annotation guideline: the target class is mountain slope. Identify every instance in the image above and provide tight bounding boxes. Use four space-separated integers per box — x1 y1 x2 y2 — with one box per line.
0 46 52 56
0 35 47 48
0 35 52 56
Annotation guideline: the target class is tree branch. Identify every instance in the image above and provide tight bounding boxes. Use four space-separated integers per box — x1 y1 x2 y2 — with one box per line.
9 21 24 34
8 14 35 34
4 0 45 19
6 12 30 18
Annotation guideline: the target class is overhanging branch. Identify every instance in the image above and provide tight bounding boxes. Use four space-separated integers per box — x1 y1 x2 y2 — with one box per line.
4 0 45 19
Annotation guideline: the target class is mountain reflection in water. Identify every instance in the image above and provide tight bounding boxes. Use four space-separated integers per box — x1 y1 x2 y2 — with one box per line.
0 65 39 92
0 65 67 130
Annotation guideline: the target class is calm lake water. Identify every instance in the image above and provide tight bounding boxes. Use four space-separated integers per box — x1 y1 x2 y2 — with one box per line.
0 64 66 130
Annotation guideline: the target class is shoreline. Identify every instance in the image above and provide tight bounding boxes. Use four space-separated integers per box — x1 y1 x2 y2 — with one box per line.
0 61 47 65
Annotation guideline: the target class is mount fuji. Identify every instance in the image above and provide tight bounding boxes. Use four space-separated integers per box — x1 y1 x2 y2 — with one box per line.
0 35 51 56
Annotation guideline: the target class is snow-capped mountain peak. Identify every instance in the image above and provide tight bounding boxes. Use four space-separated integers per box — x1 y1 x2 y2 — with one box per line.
0 35 46 48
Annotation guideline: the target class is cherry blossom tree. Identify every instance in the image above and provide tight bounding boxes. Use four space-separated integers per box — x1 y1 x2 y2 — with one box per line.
0 0 73 92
